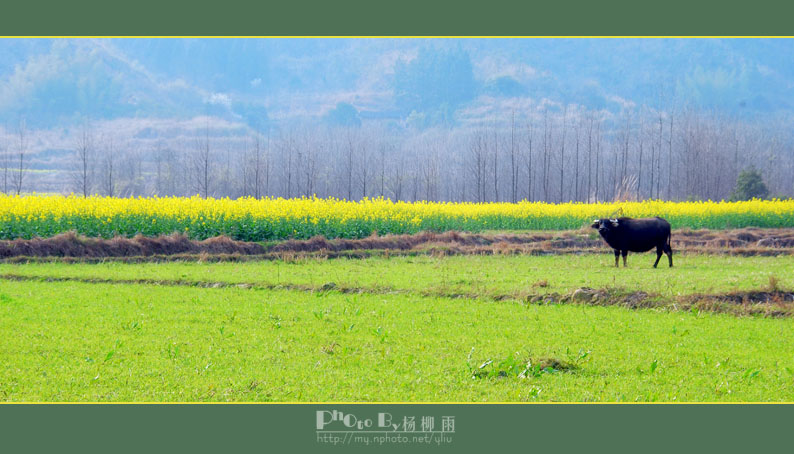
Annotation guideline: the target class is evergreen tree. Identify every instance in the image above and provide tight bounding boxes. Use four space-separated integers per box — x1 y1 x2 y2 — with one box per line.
730 167 769 201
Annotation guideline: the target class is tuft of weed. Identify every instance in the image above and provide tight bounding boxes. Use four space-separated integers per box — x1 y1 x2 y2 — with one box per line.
321 342 339 355
768 274 780 292
467 350 577 379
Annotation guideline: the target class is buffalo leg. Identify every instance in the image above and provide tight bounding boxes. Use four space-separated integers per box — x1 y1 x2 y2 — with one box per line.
653 245 663 268
664 243 673 267
614 249 620 267
621 250 628 267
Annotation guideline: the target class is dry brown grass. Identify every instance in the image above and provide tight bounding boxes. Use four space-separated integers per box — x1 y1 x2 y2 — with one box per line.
0 232 264 259
557 287 794 317
2 270 791 318
2 227 794 260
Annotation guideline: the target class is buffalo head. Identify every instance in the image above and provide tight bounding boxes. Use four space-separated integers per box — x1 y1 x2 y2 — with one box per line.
591 218 619 234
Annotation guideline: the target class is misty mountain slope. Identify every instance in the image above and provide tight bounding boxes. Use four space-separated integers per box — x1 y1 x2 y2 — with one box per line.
2 38 793 131
0 40 213 128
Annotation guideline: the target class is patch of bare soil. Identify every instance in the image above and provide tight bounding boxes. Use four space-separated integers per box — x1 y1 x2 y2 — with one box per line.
555 287 794 317
1 271 792 317
263 227 794 257
0 232 265 259
1 228 794 261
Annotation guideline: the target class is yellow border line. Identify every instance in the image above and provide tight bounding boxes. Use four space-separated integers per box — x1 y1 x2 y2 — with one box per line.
1 36 794 38
2 402 793 405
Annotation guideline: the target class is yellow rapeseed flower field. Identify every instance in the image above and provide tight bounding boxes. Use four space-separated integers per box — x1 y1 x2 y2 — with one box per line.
0 194 792 240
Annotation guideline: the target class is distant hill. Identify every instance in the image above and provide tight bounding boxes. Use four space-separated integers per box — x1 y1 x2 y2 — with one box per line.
1 38 793 130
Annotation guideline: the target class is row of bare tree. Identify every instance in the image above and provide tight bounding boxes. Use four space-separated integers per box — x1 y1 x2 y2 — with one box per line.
2 106 793 202
0 120 28 195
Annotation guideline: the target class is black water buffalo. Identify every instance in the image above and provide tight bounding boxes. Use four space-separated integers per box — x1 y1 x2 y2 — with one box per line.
591 217 673 268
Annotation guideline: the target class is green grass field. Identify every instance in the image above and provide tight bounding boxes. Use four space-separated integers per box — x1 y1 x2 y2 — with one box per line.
2 253 793 297
2 253 793 402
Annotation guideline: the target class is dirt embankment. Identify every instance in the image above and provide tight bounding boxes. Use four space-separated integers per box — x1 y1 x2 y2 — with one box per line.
2 271 792 317
0 232 265 259
1 228 794 260
272 227 794 257
558 286 794 318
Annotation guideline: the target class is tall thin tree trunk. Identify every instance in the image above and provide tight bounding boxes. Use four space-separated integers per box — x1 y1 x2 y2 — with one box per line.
493 129 499 202
638 118 644 200
595 120 601 202
559 106 567 203
542 109 549 201
526 120 533 202
574 120 580 202
586 116 593 201
510 111 517 203
667 113 674 200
